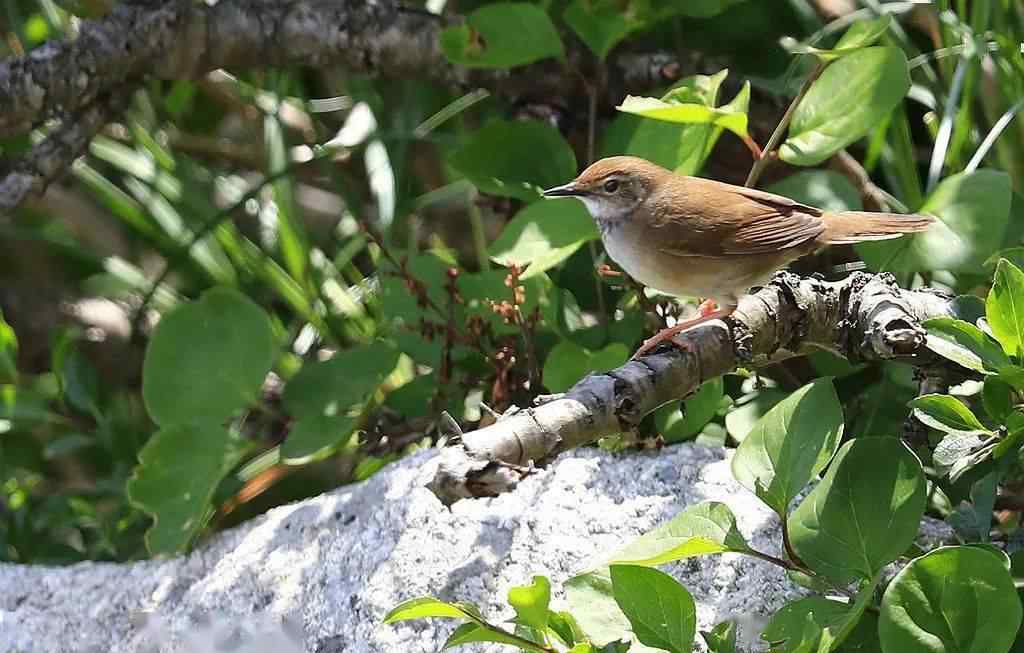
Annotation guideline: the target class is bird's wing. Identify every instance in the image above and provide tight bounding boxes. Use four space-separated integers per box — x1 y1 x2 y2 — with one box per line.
651 177 826 258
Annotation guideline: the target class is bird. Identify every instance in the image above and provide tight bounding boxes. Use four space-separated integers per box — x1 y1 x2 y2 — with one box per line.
542 156 934 359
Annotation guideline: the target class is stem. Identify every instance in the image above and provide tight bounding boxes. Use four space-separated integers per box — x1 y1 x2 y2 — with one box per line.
781 514 807 569
467 194 490 271
744 59 828 188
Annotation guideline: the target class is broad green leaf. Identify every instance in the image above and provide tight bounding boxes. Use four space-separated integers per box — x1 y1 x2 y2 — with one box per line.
283 343 399 421
702 621 738 653
142 287 275 426
563 0 643 60
988 258 1024 358
724 388 787 443
0 309 16 383
781 47 910 166
490 200 598 278
789 438 926 585
440 3 564 69
860 171 1012 275
565 571 635 648
610 565 696 653
443 622 547 652
281 414 358 465
383 597 482 623
543 341 629 393
653 0 749 19
909 394 989 435
450 120 577 200
608 71 749 175
127 423 248 554
731 379 844 516
879 546 1021 653
609 501 751 566
55 347 99 415
767 171 862 212
509 576 551 632
549 611 586 648
763 577 878 653
787 15 892 60
654 378 725 443
617 70 749 139
947 473 997 543
924 317 1011 373
982 377 1014 421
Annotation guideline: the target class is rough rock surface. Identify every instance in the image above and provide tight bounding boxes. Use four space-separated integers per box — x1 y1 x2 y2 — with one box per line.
0 444 952 653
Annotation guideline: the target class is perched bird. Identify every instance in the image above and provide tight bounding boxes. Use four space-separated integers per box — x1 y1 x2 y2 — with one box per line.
543 156 934 358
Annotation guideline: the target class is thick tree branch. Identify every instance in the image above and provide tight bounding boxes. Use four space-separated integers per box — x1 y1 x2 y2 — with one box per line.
0 90 133 214
427 272 955 505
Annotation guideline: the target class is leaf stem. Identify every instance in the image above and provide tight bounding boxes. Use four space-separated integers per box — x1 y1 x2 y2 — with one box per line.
744 59 828 188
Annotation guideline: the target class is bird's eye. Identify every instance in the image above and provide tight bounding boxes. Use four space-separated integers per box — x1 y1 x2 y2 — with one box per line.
603 179 620 193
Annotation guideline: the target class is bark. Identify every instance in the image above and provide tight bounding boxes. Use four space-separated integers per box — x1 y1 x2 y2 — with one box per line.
0 0 687 213
427 271 955 505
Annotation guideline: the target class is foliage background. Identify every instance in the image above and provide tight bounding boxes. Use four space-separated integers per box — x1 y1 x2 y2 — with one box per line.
0 0 1022 598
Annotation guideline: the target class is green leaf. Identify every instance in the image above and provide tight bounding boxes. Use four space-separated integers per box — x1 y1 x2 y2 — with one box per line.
781 47 910 166
654 0 749 19
767 171 862 212
988 258 1024 358
617 71 749 139
763 577 878 653
609 501 752 566
789 438 926 585
787 15 892 61
450 120 577 200
982 377 1015 421
924 317 1011 373
731 379 844 516
879 546 1022 653
383 597 481 624
283 343 399 420
654 378 725 443
724 388 788 443
860 171 1012 275
610 565 696 653
56 347 100 415
702 621 738 653
142 287 275 426
543 341 629 393
0 309 16 384
281 414 358 465
563 0 643 60
909 394 989 435
265 111 310 284
442 622 548 652
607 71 749 175
509 576 551 632
127 423 248 554
440 3 564 69
490 200 598 278
565 570 634 648
994 410 1024 459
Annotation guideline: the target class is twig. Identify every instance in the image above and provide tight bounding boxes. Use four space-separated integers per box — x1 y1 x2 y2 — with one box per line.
744 60 828 188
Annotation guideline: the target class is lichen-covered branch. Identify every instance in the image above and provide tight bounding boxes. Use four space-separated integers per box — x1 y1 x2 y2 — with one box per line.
0 0 688 213
0 90 133 214
427 272 954 505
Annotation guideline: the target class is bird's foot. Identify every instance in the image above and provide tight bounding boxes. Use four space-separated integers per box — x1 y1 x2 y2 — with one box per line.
631 305 733 360
596 264 622 278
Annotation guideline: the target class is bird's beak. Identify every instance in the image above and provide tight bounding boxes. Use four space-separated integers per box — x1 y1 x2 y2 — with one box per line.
542 182 583 198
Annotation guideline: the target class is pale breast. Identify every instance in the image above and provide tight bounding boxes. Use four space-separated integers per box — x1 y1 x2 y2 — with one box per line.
600 221 793 305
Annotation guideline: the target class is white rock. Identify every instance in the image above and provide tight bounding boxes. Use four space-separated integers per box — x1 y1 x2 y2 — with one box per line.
0 444 952 653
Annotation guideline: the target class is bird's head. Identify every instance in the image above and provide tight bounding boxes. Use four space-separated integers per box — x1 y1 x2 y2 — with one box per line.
542 156 667 223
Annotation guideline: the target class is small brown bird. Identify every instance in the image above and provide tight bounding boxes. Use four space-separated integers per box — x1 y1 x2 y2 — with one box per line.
543 156 934 359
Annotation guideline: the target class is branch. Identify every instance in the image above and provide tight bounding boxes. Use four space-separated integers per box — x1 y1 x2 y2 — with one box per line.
0 90 133 215
427 272 954 505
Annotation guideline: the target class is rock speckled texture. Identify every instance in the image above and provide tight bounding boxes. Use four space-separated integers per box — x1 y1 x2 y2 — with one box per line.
0 444 951 652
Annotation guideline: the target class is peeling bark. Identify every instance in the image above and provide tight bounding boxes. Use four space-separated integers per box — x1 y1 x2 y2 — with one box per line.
427 272 955 505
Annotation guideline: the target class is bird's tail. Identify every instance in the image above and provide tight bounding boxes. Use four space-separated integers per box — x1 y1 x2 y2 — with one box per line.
821 211 935 245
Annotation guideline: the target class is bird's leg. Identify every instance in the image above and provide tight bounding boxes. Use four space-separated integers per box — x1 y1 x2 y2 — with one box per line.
596 263 622 278
631 301 733 360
